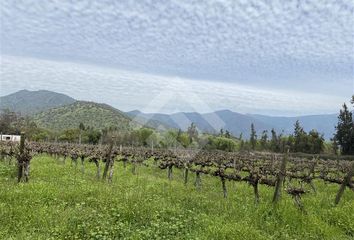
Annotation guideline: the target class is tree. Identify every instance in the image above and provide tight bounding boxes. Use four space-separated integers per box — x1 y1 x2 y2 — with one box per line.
0 109 51 141
0 109 21 134
32 130 50 142
59 129 80 142
278 132 286 153
286 135 295 152
225 130 231 138
219 128 224 137
307 130 324 154
334 103 354 155
138 128 153 146
162 130 178 148
179 133 191 148
260 130 268 150
208 136 236 152
176 129 182 142
331 138 339 155
129 130 140 147
250 123 257 150
187 123 198 143
78 122 85 144
79 122 85 131
239 139 245 151
146 132 158 149
87 129 101 144
293 120 307 152
270 128 279 152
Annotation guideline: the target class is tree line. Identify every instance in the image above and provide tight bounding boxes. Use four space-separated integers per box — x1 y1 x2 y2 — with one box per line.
239 121 325 154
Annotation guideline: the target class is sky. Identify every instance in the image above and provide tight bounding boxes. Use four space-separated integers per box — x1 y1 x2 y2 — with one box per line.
0 0 353 116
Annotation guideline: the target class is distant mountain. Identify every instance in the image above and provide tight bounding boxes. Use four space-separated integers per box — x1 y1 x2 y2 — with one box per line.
33 101 138 131
0 90 75 115
127 110 171 131
248 114 338 139
127 109 273 137
127 110 338 139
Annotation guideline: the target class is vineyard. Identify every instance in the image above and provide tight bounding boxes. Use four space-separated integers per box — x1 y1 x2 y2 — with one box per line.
1 139 354 239
1 139 354 205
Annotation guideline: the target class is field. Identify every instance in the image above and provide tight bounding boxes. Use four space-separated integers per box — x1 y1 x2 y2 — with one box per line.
0 155 353 240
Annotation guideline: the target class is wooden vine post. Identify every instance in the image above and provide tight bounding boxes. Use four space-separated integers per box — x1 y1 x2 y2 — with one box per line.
108 157 115 183
123 157 128 169
252 173 260 204
80 155 85 173
168 164 173 180
17 132 31 182
93 158 100 179
334 162 354 205
23 149 31 182
221 176 227 198
17 132 25 182
184 160 189 185
131 158 137 175
217 161 227 198
102 139 114 180
184 167 189 185
195 171 201 190
108 137 117 183
306 158 317 193
272 148 288 203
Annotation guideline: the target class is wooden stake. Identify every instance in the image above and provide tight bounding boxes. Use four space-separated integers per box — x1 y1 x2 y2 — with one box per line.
221 177 227 198
132 162 137 175
168 165 173 180
184 168 189 185
17 133 25 183
94 159 100 179
272 150 288 203
335 162 354 205
102 141 113 180
108 158 115 183
195 172 201 190
80 156 85 173
253 181 259 204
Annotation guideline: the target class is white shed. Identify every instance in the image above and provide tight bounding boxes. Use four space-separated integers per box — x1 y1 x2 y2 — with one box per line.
0 134 21 142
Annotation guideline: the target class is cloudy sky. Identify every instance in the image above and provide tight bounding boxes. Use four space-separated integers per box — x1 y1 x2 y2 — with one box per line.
1 0 353 116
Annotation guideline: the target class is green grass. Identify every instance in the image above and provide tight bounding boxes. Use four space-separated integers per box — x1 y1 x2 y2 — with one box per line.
0 156 353 240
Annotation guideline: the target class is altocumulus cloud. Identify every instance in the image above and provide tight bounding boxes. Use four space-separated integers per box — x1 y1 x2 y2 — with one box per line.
0 0 353 114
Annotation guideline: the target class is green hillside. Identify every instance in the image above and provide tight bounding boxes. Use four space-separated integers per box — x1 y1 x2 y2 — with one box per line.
33 101 138 131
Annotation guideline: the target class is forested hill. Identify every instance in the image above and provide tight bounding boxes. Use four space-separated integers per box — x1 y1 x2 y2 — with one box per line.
32 101 139 131
0 90 76 115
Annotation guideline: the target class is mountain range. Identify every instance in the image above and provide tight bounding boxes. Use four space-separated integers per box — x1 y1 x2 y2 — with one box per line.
0 90 338 139
127 110 337 139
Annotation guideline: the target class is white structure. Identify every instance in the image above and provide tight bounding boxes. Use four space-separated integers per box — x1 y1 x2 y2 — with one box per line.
0 134 21 142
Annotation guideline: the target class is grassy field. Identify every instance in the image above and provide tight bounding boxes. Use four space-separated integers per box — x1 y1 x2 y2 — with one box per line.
0 156 353 240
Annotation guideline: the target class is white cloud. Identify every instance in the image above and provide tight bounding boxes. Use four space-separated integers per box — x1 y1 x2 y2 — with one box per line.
0 1 353 114
0 55 347 116
1 0 353 93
